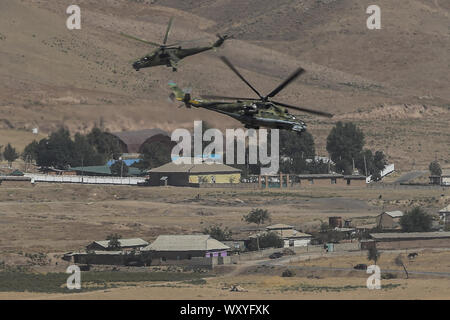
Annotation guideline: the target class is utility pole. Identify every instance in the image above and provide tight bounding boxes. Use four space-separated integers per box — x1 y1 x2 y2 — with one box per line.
364 155 368 177
120 157 123 178
81 157 84 184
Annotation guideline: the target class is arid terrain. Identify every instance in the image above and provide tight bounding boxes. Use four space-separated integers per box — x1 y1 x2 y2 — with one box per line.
0 182 449 299
0 0 449 300
0 0 449 170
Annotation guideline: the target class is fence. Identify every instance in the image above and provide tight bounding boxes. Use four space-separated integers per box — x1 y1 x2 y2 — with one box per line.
24 173 146 185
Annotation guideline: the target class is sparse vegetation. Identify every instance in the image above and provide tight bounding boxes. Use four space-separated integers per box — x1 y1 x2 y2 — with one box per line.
202 224 232 241
400 207 433 232
243 208 271 251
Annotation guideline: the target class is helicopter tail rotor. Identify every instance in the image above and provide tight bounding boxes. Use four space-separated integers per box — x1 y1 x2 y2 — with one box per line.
168 82 193 108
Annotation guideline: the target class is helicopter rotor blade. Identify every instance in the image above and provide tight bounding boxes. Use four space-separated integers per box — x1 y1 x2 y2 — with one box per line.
120 32 162 47
265 68 305 99
220 56 264 99
163 17 174 45
200 95 259 101
272 100 333 118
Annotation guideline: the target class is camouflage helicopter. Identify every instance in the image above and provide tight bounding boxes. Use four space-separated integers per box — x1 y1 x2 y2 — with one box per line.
121 17 230 71
169 56 333 133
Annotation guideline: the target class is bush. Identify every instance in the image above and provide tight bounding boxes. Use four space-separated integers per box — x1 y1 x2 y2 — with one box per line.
282 269 295 277
381 273 397 280
400 207 433 232
247 232 283 251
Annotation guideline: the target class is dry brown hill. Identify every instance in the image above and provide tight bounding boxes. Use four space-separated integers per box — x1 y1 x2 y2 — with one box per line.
0 0 448 170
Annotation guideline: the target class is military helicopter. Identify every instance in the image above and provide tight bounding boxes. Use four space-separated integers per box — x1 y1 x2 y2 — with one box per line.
169 56 333 133
121 17 230 71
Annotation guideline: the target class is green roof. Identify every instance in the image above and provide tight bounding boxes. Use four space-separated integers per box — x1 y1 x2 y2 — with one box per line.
70 165 144 176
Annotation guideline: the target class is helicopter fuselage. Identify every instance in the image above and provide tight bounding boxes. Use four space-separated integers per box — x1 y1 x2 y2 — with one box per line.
190 100 307 133
132 46 213 71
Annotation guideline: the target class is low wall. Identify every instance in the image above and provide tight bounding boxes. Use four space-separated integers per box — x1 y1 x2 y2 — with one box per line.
24 174 146 185
149 256 217 269
376 239 450 250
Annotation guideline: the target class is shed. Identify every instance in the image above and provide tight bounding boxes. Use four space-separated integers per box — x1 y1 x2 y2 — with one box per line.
376 211 404 229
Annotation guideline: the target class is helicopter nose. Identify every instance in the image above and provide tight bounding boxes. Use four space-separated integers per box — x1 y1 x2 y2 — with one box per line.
132 62 140 70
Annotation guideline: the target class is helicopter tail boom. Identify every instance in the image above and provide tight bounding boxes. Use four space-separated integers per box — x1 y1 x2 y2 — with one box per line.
169 82 193 108
213 34 230 48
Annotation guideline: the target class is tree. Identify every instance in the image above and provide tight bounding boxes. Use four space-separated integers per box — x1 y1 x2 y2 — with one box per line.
247 232 284 251
106 233 122 250
367 246 380 265
134 141 171 170
326 122 365 166
395 255 409 279
22 140 39 162
400 207 432 232
35 128 75 169
429 160 442 176
86 127 122 161
71 133 104 167
3 143 19 167
242 208 271 251
110 160 129 177
203 224 232 241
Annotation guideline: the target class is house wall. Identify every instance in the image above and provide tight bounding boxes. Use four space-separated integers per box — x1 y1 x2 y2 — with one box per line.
296 177 366 187
189 173 241 184
148 172 189 186
283 239 311 248
376 214 395 229
297 178 343 187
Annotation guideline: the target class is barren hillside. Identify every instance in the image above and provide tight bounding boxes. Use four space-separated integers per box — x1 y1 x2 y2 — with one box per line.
0 0 448 170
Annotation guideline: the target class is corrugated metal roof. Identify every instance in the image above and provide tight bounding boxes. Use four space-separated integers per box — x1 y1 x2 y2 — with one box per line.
370 232 450 240
70 165 144 176
142 235 230 251
266 224 294 230
109 129 170 153
149 162 241 174
383 211 404 218
92 238 149 249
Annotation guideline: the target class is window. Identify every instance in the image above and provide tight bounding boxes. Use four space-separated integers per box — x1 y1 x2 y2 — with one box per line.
331 178 337 184
347 179 351 185
309 178 314 185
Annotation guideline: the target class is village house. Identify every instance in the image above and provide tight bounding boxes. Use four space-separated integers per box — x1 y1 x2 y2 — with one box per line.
429 169 450 186
375 211 404 230
148 162 241 186
141 235 230 261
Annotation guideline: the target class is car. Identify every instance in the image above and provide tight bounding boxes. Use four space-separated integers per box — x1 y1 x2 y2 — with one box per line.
269 252 283 259
353 264 368 270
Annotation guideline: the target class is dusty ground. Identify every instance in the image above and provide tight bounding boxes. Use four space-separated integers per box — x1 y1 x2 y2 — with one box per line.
0 0 449 170
1 275 448 300
0 183 448 254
